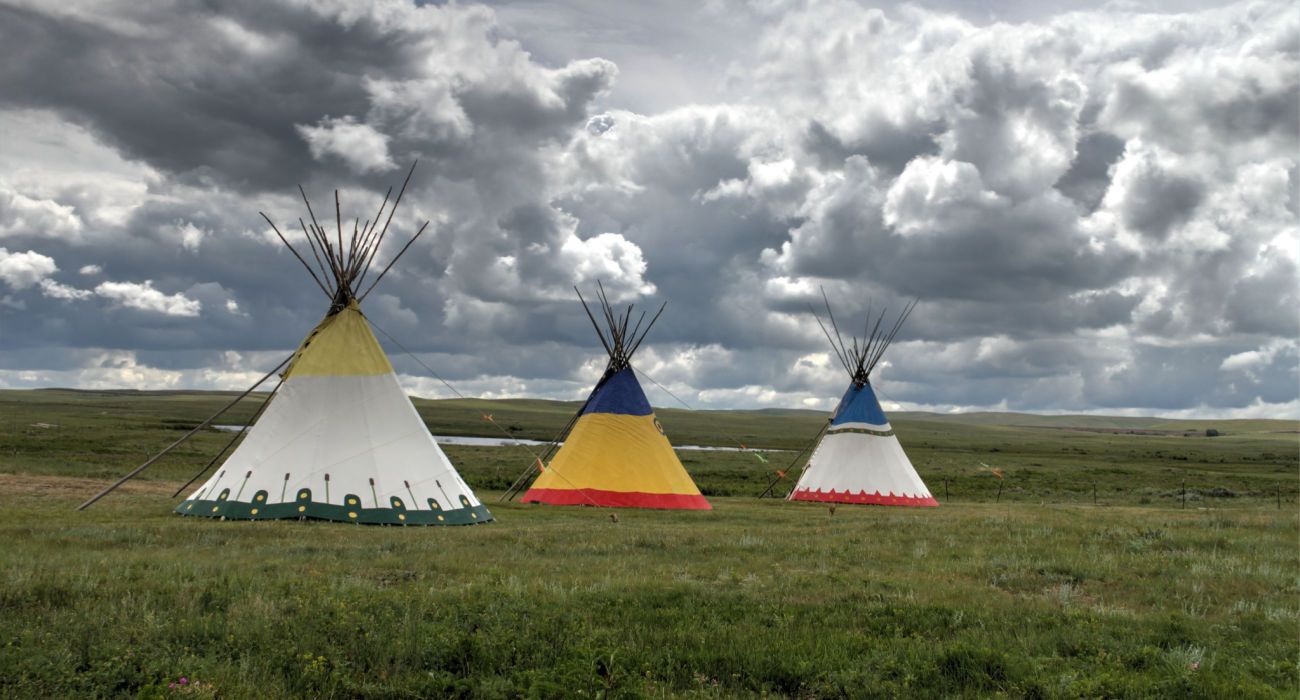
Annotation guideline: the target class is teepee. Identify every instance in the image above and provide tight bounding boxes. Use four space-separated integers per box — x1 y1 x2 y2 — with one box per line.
787 294 936 507
171 165 491 525
516 285 710 509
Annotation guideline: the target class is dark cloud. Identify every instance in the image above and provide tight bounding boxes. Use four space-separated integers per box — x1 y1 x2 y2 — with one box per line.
0 0 1294 418
1056 130 1125 213
802 118 941 175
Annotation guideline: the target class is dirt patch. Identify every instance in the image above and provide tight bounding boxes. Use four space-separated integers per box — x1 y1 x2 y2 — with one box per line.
0 472 181 498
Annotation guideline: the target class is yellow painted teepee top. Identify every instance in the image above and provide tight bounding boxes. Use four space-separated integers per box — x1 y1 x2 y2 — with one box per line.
284 301 394 378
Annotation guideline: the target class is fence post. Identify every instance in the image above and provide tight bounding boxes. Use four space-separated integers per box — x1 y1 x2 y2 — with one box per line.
1278 483 1282 511
943 478 949 502
1181 481 1186 509
996 479 1004 504
1092 481 1097 506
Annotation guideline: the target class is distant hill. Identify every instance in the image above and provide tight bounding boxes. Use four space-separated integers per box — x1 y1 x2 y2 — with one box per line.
2 390 1293 450
409 395 1294 430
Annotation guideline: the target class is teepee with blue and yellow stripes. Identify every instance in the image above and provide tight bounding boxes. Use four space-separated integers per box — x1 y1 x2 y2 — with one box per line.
520 286 710 510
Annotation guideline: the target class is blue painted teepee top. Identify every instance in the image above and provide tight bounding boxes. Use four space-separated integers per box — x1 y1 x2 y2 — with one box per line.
581 367 653 417
831 382 889 427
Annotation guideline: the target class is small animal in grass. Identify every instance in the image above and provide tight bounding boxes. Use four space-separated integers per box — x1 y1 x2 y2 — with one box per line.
828 504 837 517
609 512 619 524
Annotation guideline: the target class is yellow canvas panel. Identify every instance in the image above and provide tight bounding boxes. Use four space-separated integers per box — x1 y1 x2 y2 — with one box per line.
532 413 702 495
285 302 394 378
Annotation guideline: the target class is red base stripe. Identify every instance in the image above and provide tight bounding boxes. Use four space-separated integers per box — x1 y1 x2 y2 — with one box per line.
790 488 939 507
521 487 712 510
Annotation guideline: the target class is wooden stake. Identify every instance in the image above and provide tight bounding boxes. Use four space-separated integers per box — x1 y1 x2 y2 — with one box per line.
1181 480 1186 509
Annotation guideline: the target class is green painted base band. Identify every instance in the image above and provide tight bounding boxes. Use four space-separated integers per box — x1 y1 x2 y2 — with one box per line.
175 498 493 526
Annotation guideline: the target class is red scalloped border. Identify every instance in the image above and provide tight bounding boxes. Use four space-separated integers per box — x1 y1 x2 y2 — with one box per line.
790 488 939 507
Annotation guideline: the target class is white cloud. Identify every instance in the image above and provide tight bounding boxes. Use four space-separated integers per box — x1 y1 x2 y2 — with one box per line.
297 116 396 174
172 221 207 252
93 280 202 316
559 232 656 301
1220 339 1298 376
0 186 84 239
0 110 156 230
38 279 92 300
0 247 93 301
75 351 184 390
79 264 102 275
0 247 57 289
883 157 1001 236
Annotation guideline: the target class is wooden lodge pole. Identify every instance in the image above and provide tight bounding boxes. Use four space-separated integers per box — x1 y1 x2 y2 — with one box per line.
76 355 291 511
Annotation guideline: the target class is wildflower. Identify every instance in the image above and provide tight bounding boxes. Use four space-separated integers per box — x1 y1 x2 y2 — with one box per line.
179 677 189 685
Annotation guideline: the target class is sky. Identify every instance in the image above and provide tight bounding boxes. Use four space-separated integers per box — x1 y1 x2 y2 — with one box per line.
0 0 1295 418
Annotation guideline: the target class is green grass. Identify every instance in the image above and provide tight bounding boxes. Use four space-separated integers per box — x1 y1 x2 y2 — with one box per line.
0 389 1297 697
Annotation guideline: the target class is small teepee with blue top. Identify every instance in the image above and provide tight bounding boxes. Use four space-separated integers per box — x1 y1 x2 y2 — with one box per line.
788 294 936 507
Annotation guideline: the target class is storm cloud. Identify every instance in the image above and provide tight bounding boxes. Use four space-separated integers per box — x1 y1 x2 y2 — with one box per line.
0 0 1295 418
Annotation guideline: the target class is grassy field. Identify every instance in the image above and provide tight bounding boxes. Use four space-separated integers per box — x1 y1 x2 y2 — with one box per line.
0 389 1297 697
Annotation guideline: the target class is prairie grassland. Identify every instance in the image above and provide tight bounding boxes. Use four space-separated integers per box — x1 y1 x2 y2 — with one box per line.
0 390 1296 697
3 389 1296 507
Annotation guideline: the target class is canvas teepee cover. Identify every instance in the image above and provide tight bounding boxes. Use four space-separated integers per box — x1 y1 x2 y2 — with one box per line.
788 297 936 507
176 167 491 525
520 287 710 510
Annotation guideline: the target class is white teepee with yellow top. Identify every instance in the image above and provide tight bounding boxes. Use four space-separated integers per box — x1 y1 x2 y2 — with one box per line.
175 165 491 525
